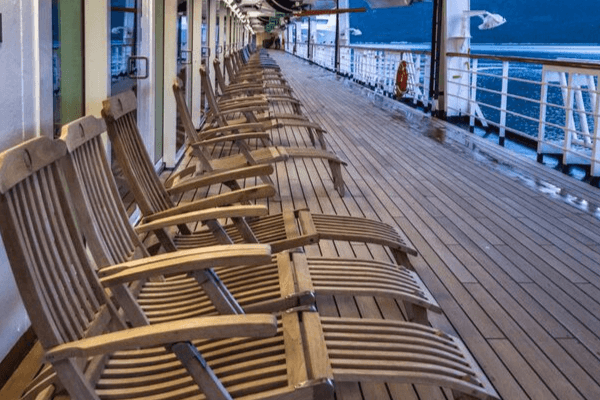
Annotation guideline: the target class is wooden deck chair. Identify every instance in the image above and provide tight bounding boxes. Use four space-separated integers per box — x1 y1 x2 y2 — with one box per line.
172 80 342 195
213 58 303 115
101 91 412 264
236 47 280 74
231 47 282 75
203 65 329 150
199 65 332 157
228 52 285 81
0 137 321 400
2 137 499 400
60 115 442 325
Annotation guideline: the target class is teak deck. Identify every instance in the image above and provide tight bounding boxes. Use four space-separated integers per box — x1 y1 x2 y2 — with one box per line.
3 50 600 399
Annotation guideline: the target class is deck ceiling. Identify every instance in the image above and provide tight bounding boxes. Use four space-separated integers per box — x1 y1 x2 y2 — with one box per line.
240 0 429 31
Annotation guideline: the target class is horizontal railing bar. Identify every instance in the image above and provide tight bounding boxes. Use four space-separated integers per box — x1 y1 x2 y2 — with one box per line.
447 52 600 71
446 105 543 140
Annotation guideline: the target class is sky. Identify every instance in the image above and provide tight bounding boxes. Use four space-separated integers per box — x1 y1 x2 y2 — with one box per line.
349 0 600 44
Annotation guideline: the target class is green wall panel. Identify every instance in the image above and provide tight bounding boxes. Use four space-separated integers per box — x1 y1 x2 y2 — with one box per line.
58 0 84 125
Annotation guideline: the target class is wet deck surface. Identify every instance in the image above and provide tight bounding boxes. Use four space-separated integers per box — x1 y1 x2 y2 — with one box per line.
3 50 600 400
258 50 600 400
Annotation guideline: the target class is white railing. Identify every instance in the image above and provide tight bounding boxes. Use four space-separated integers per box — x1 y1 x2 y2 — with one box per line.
295 43 308 59
286 44 600 180
447 53 600 177
291 43 432 108
312 44 336 70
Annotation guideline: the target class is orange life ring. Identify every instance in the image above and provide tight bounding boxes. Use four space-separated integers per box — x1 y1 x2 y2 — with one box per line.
395 60 409 99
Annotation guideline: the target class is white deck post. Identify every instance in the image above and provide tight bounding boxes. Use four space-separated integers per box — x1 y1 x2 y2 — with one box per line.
445 0 471 117
207 0 217 86
537 70 550 162
592 85 600 178
191 0 204 128
574 83 591 145
137 0 157 161
562 73 575 169
499 60 509 146
163 0 177 168
218 3 226 68
468 58 478 132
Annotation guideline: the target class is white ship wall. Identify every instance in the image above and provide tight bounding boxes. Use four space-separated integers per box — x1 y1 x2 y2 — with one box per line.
0 0 54 363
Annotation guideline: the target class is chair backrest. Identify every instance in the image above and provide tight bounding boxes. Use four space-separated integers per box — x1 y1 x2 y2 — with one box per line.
173 79 220 172
213 58 228 96
224 54 237 83
199 66 227 127
101 90 175 217
59 115 149 268
0 137 123 398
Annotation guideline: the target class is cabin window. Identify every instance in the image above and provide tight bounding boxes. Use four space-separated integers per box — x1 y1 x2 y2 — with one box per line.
111 0 140 95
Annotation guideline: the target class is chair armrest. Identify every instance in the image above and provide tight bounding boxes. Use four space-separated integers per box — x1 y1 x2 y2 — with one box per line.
98 243 271 282
264 83 292 92
216 104 269 115
165 164 274 195
219 83 265 97
198 122 266 138
134 204 268 234
194 132 271 147
45 314 277 362
267 96 301 105
142 184 276 221
218 94 267 106
219 101 269 112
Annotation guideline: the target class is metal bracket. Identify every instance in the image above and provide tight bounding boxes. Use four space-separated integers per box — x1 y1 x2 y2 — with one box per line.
201 46 211 58
180 49 192 65
127 56 149 79
283 304 316 315
295 378 334 390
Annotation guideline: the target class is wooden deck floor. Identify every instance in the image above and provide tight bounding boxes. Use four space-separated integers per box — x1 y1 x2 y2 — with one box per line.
257 51 600 400
3 50 600 400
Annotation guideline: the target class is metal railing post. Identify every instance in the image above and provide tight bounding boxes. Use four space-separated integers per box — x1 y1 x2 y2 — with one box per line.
562 73 575 170
499 61 509 146
537 71 549 163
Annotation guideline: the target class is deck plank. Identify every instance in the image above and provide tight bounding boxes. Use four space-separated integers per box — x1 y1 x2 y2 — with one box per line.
269 50 600 400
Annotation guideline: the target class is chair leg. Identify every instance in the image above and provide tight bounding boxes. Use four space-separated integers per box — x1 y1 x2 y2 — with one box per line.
318 131 328 150
328 160 345 197
307 128 316 147
171 342 233 400
392 248 415 270
404 303 430 326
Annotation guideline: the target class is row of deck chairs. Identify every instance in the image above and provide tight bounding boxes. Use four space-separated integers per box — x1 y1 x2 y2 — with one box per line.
0 46 498 399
